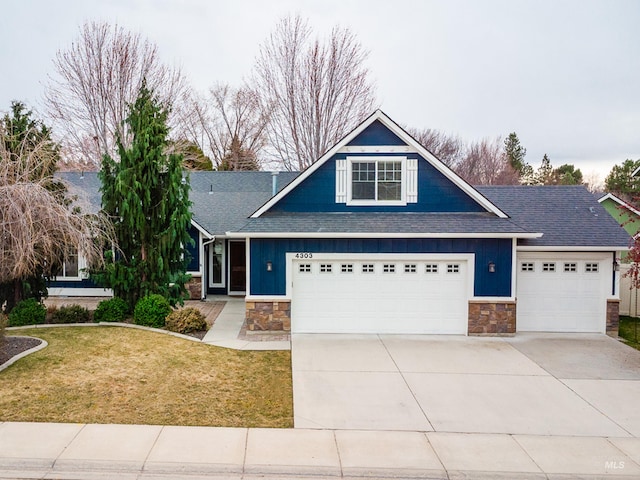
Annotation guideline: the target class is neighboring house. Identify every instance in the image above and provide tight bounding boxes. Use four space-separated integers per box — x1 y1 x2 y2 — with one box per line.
53 110 629 335
598 193 639 316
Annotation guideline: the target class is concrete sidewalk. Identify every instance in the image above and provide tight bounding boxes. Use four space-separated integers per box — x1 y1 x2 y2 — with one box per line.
0 422 639 479
201 296 290 351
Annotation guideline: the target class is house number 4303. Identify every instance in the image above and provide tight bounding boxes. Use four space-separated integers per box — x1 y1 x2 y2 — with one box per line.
294 253 313 259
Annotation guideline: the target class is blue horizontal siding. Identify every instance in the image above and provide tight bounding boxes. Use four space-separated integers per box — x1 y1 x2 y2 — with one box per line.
270 155 484 213
250 238 512 297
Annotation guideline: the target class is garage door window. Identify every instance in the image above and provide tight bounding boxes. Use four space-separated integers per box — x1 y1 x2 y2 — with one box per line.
362 264 374 273
320 264 332 273
383 264 396 273
542 263 556 272
447 264 460 273
521 262 534 272
341 264 353 273
564 263 577 272
425 264 438 273
585 263 599 272
299 264 312 273
404 264 417 273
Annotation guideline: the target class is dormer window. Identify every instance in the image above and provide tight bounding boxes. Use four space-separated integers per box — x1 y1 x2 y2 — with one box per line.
336 156 417 205
352 160 402 201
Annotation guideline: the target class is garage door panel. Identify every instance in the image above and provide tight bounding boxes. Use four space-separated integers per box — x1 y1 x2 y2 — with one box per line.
291 258 468 334
517 254 610 333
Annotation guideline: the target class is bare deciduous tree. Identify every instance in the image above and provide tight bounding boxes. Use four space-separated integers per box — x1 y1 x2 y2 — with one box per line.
255 15 376 171
407 127 466 169
456 137 520 185
46 21 187 169
177 84 269 170
0 125 114 309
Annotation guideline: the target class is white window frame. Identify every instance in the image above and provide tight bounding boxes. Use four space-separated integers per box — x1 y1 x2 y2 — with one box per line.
208 239 226 288
54 248 86 281
346 156 407 206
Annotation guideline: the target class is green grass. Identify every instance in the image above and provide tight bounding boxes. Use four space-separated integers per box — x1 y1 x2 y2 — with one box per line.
619 316 640 350
0 326 292 427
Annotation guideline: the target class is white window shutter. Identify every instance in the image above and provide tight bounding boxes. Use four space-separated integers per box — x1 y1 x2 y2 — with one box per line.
407 158 418 203
336 159 347 203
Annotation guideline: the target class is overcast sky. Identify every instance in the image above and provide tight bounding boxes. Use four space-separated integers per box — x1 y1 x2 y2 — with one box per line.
1 0 638 182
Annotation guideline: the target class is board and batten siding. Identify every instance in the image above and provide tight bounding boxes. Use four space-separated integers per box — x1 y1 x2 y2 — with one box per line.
268 156 485 214
249 237 512 297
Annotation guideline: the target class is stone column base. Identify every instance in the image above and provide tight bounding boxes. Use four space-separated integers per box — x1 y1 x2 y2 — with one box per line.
607 299 620 337
246 300 291 331
468 301 516 336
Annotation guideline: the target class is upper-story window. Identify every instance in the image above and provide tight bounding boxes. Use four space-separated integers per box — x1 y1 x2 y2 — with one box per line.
352 160 402 202
336 156 418 205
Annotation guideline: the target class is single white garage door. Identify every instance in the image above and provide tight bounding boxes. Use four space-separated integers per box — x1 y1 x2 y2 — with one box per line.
516 252 612 333
290 255 470 334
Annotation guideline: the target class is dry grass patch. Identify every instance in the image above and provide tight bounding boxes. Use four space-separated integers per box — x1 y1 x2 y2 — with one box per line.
0 327 292 427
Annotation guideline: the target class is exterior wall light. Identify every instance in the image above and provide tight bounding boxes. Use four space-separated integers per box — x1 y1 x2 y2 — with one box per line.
488 261 496 273
266 261 273 272
613 260 620 272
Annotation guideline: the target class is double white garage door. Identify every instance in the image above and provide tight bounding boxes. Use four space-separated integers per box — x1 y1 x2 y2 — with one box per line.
291 254 471 334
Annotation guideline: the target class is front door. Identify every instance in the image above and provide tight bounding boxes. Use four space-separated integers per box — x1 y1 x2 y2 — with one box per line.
228 241 246 294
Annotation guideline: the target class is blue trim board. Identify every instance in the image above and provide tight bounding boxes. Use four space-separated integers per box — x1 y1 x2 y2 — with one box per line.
250 238 512 297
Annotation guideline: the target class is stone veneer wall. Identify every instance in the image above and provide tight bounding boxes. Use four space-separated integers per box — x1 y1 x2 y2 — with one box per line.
607 299 620 336
468 301 516 335
185 276 202 300
246 300 291 331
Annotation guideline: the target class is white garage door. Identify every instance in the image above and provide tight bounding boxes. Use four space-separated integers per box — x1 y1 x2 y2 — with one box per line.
516 253 612 333
290 255 470 334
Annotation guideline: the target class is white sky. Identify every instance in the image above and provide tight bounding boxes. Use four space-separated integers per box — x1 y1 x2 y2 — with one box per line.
1 0 638 182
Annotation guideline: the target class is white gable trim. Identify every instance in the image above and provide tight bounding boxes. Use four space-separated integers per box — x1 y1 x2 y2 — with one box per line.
598 193 640 217
190 219 213 239
250 110 508 219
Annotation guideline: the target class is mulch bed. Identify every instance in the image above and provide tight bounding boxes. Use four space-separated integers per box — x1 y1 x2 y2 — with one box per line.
0 336 43 366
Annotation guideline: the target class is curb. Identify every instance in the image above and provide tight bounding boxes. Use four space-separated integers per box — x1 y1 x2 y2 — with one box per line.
0 337 48 372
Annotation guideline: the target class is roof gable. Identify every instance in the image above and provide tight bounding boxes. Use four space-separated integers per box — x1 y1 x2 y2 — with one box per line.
251 110 507 218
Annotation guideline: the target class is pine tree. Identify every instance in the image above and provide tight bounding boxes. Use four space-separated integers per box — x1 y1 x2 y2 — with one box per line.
536 154 553 185
504 132 533 183
96 84 193 309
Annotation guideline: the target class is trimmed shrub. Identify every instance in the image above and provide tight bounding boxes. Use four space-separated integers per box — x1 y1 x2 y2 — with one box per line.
134 294 171 328
165 307 207 334
94 297 129 323
49 304 91 324
8 298 46 326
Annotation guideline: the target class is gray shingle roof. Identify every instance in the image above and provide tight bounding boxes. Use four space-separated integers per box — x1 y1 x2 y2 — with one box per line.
57 171 299 236
189 172 298 235
57 173 630 247
477 185 632 247
235 212 528 235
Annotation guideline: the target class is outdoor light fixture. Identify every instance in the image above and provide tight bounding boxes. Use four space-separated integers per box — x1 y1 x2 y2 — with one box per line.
266 261 273 272
613 260 620 272
488 261 496 273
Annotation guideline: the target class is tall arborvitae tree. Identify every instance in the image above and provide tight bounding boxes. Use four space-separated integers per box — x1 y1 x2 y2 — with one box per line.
96 84 192 309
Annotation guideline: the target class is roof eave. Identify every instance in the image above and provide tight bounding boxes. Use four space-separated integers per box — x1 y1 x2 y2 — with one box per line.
226 231 543 239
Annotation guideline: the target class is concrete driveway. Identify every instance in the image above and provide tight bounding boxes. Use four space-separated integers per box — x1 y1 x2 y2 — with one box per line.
292 333 640 436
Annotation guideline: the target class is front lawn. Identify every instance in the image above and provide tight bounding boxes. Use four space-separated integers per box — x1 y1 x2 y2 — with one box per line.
619 316 640 351
0 327 292 427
